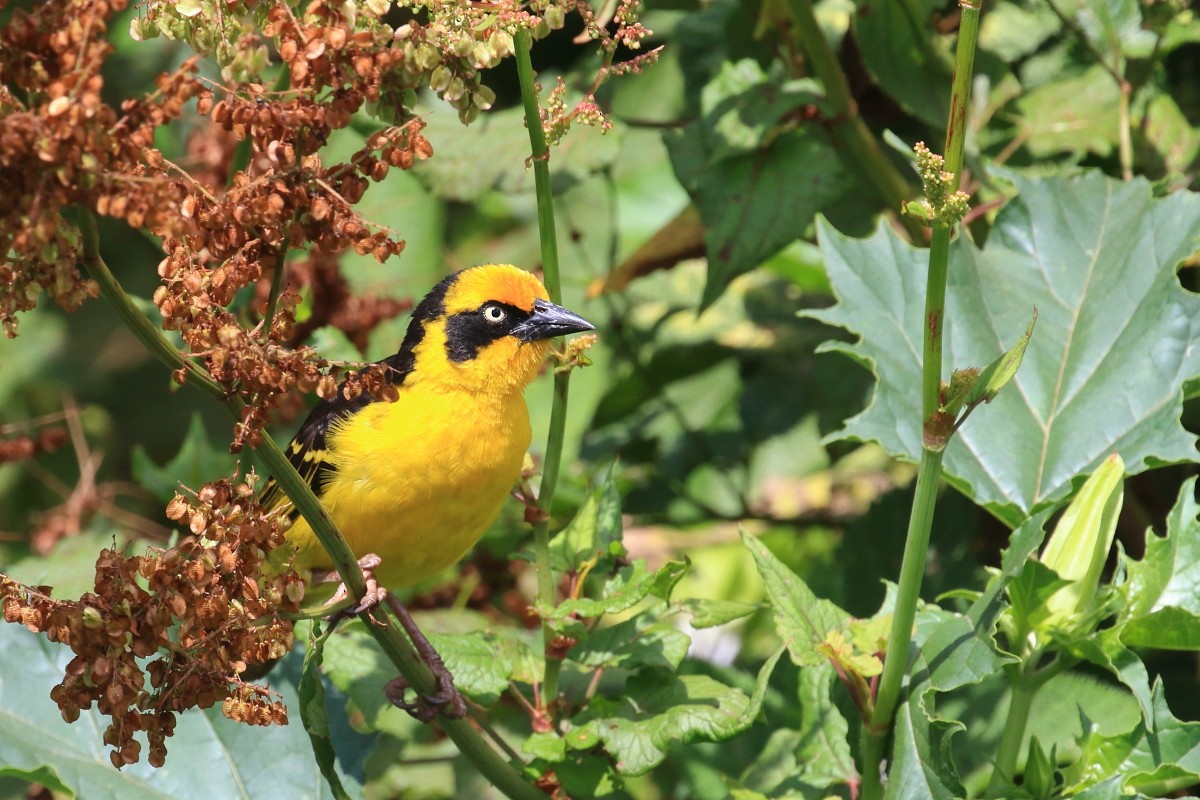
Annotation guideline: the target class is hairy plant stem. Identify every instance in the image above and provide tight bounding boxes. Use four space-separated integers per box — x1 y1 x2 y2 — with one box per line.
857 4 982 798
76 206 542 800
515 28 569 709
784 0 925 243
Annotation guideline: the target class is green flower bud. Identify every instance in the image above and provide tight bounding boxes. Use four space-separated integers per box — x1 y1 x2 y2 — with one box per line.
1039 453 1124 628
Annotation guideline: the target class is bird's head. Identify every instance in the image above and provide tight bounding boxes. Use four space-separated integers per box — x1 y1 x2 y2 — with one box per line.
396 264 594 396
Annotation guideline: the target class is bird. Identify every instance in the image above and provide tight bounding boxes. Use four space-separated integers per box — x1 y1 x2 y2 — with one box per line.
256 264 594 713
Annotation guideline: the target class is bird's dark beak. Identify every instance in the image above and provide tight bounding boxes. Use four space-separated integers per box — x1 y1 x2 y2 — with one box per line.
513 298 595 342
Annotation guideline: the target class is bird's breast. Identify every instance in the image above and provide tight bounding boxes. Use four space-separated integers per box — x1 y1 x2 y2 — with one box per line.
287 385 532 588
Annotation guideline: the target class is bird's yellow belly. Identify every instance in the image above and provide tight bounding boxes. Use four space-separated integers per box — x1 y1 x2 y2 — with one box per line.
284 387 531 589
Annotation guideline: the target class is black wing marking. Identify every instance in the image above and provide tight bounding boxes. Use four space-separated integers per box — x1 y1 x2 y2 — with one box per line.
259 272 458 517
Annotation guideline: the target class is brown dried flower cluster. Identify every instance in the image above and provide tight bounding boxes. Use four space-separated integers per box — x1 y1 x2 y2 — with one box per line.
1 469 303 768
0 0 204 337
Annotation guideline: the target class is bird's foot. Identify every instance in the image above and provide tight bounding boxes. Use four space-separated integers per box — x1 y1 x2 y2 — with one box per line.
382 595 468 722
320 554 388 621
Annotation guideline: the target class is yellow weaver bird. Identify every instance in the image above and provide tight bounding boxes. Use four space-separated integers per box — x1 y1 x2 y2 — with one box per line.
257 264 593 714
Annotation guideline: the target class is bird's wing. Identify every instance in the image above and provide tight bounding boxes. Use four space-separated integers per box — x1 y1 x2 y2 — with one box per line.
260 354 413 520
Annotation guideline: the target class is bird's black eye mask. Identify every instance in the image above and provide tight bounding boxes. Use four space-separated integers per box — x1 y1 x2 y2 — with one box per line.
443 302 531 363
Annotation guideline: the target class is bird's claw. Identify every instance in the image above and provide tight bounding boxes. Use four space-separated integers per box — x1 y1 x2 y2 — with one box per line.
384 673 468 722
322 554 387 622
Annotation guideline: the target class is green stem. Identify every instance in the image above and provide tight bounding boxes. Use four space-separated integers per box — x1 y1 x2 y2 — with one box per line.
514 28 570 708
76 209 227 401
784 0 924 243
76 206 541 800
858 448 944 798
858 6 982 798
921 228 951 418
989 668 1037 790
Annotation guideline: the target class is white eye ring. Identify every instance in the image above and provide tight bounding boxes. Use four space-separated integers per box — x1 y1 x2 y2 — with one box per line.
483 305 506 323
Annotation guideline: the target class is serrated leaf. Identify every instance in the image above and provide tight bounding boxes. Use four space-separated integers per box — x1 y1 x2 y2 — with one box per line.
573 671 753 776
130 413 236 502
741 530 850 666
550 560 682 621
810 172 1200 524
547 464 623 573
678 598 760 629
0 623 342 800
569 617 691 672
1121 606 1200 650
300 623 352 800
425 630 521 705
1064 679 1200 795
793 662 855 787
1122 477 1200 619
883 692 964 800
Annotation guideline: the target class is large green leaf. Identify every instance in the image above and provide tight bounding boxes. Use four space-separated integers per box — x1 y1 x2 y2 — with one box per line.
811 172 1200 524
852 0 953 128
0 624 342 800
665 60 849 308
883 694 964 800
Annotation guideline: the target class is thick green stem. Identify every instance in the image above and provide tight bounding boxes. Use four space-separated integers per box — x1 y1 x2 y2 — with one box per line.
858 448 944 798
514 28 571 707
921 228 951 418
989 670 1037 790
76 207 541 800
858 5 982 797
784 0 924 243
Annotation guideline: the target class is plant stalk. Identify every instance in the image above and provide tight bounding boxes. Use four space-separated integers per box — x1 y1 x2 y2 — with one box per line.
514 27 570 707
784 0 924 243
858 4 982 798
76 206 541 800
989 669 1037 790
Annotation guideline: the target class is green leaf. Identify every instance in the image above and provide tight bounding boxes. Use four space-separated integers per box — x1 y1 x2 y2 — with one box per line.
741 529 850 666
884 693 964 800
1064 679 1200 795
793 662 855 788
810 172 1200 524
547 464 624 573
968 510 1052 638
1121 606 1200 650
130 413 236 502
665 61 849 307
300 623 352 800
852 0 953 128
550 560 685 621
962 308 1038 409
0 623 342 800
1007 559 1073 635
1121 477 1200 619
569 617 691 672
1069 630 1155 726
573 671 754 776
679 598 761 629
1016 66 1122 158
521 732 566 763
426 630 524 705
916 608 1015 693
